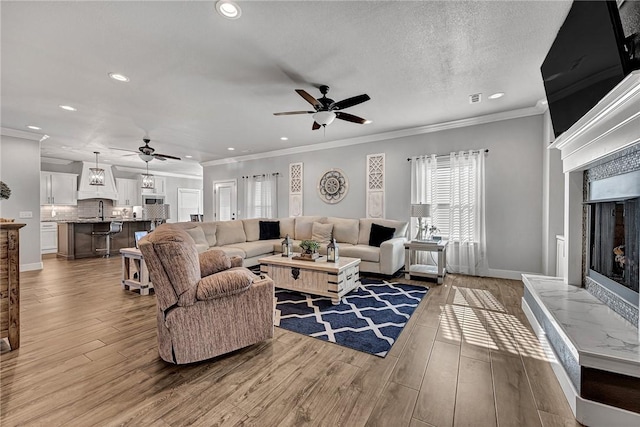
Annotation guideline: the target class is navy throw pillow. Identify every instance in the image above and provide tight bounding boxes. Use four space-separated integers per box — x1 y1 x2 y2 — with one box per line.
259 221 280 240
369 223 396 247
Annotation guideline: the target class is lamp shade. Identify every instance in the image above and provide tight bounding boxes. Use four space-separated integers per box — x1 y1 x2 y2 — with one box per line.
410 203 430 218
143 204 170 220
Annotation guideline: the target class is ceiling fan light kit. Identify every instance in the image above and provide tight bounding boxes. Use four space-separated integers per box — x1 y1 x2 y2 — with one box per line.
274 85 370 130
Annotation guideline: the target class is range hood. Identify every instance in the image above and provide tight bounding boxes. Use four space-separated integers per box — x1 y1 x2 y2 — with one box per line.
77 161 118 200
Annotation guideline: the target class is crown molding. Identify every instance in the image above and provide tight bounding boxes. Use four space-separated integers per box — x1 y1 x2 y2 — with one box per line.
114 165 202 180
1 127 43 141
202 105 545 166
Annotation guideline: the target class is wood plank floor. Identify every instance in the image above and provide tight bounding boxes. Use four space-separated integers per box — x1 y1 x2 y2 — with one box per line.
0 256 582 426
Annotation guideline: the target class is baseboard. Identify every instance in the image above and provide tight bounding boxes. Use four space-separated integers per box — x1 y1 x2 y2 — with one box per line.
521 297 640 426
21 262 43 272
485 268 529 280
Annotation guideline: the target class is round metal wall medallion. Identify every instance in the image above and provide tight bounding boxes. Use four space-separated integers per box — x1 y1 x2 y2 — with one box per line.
317 168 348 204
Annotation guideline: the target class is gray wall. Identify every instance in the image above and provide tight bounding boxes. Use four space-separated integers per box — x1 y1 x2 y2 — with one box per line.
203 114 545 277
1 135 42 270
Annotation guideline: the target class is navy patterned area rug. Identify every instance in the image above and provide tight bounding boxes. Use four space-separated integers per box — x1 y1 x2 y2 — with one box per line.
274 278 428 357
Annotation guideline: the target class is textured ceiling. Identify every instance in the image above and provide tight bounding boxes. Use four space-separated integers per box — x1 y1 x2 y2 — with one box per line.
1 1 571 177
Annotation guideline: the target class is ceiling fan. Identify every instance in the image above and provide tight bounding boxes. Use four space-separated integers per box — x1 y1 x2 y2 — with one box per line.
113 138 181 162
274 85 371 130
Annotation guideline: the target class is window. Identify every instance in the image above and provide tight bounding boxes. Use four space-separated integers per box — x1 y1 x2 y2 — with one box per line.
411 151 486 275
243 174 278 219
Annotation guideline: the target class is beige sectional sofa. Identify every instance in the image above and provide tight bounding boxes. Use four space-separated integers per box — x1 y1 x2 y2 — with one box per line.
172 216 409 276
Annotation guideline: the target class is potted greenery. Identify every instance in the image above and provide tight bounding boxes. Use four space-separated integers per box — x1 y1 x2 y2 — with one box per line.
299 239 320 260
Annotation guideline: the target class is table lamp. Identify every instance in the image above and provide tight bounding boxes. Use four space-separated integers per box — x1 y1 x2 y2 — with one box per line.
410 203 430 240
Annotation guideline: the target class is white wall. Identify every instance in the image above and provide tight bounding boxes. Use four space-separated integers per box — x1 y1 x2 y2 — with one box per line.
0 134 42 270
203 114 545 277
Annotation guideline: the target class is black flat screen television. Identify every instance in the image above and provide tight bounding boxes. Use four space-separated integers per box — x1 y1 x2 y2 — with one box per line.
541 0 639 138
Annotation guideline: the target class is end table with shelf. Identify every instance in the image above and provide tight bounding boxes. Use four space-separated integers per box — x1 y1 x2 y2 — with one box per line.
120 247 153 295
404 240 448 284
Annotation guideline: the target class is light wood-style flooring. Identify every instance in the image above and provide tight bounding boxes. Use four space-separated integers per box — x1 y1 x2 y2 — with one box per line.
1 256 581 426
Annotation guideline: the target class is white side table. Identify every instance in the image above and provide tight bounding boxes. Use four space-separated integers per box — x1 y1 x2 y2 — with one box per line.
120 247 153 295
404 240 448 284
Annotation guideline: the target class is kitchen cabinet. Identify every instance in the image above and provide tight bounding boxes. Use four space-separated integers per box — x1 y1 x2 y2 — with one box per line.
40 172 78 205
41 222 58 254
140 175 166 195
115 178 140 206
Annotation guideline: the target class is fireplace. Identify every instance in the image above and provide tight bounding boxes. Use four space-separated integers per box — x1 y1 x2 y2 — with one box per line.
587 180 640 307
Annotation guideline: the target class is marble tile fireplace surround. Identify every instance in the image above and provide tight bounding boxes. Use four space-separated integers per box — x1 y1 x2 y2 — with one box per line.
522 71 640 426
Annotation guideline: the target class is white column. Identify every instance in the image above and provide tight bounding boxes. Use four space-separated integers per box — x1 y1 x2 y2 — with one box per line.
563 170 583 286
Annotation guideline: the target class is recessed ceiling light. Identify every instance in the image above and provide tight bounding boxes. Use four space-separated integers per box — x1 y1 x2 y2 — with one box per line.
61 146 68 149
364 120 372 124
59 105 77 111
108 72 130 82
280 137 288 141
216 1 241 19
227 147 235 151
185 155 193 159
27 125 41 130
488 92 505 100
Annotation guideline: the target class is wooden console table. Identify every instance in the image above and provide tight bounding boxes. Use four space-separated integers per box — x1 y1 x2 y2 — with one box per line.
1 223 26 350
120 247 153 295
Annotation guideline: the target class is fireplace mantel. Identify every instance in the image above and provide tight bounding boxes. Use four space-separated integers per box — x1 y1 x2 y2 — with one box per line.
550 70 640 173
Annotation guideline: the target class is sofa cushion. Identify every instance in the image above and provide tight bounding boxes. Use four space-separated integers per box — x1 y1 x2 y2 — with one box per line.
294 216 325 240
199 249 231 277
358 218 408 245
216 220 247 246
242 218 265 242
214 246 246 259
369 223 396 247
279 217 295 238
326 217 359 245
196 269 254 301
199 222 217 247
311 222 333 244
259 220 280 240
225 241 276 259
146 225 200 307
185 227 209 253
339 244 380 263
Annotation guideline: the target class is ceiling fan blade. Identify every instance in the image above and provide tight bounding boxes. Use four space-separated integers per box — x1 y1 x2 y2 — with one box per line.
154 153 181 161
295 89 321 109
331 94 371 110
312 121 321 130
335 111 368 124
111 147 138 154
273 111 315 116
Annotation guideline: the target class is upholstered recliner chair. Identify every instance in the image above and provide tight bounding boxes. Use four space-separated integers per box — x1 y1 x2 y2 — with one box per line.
139 224 274 364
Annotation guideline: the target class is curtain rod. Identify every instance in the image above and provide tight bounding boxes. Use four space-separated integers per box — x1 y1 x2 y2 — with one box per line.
407 149 489 162
242 172 280 178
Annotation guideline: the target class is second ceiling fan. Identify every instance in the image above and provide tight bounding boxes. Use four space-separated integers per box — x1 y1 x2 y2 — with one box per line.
274 85 370 130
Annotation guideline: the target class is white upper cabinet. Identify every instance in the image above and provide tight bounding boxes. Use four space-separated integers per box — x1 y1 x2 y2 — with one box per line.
115 178 140 206
40 172 78 205
140 175 166 195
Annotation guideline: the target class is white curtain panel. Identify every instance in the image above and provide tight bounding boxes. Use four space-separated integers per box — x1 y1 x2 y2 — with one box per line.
447 151 487 275
410 154 437 263
244 174 278 219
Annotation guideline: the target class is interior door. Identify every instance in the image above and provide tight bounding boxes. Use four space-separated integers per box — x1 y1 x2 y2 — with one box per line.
213 180 237 221
177 188 202 222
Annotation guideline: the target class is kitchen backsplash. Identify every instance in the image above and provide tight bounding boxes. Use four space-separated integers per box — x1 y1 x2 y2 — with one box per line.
41 199 133 220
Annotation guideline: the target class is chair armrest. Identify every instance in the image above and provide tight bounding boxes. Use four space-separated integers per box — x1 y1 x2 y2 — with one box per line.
379 237 408 275
230 256 243 268
196 269 253 301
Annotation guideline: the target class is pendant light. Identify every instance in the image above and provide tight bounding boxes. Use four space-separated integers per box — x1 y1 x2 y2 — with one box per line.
89 152 105 186
141 161 154 189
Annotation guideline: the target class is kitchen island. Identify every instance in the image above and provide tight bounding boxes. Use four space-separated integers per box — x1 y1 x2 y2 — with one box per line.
57 219 151 259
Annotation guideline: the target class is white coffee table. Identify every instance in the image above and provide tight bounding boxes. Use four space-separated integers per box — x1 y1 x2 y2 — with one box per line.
259 254 361 304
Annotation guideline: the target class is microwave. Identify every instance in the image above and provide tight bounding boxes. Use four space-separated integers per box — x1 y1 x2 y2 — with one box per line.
142 195 165 205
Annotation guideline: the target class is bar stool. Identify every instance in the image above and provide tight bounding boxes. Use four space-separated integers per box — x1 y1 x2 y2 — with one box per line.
93 221 123 257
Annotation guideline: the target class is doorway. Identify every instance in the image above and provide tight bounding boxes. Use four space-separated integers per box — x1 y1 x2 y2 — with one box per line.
213 179 237 221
